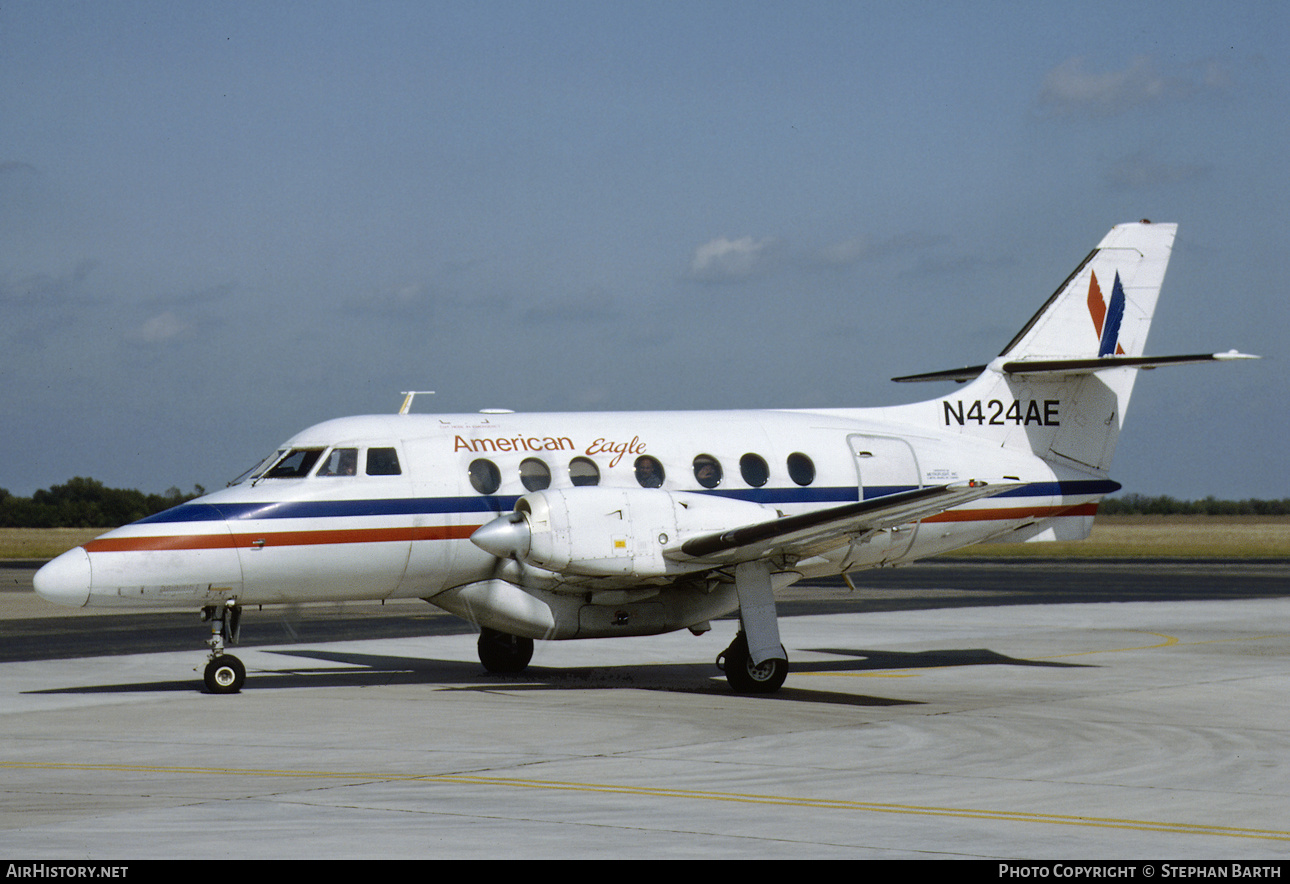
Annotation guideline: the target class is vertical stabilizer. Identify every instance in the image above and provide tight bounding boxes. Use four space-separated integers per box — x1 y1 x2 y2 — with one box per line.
919 221 1178 473
998 221 1176 363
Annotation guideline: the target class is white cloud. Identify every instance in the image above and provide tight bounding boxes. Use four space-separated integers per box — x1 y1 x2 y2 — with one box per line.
1037 55 1225 117
688 235 779 282
816 231 946 268
134 311 193 343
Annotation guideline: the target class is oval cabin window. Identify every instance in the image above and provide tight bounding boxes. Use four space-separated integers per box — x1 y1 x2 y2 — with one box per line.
693 454 723 489
787 452 816 486
520 458 551 491
469 459 501 495
739 453 769 488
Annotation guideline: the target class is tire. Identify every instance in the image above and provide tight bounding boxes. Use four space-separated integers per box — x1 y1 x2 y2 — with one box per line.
723 634 789 694
477 628 534 674
204 655 246 694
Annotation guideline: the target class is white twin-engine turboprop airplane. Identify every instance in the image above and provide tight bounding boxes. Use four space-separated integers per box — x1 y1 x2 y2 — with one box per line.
35 221 1255 694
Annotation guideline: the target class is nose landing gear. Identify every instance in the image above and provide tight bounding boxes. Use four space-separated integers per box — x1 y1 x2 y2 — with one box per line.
477 626 534 674
200 600 245 694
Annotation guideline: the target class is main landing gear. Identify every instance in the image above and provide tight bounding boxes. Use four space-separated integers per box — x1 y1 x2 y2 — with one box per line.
477 626 534 674
720 560 790 693
200 600 245 694
717 631 790 694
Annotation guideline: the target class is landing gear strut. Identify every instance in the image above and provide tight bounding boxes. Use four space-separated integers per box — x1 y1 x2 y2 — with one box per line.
720 560 789 693
717 631 790 694
201 600 245 694
477 627 534 674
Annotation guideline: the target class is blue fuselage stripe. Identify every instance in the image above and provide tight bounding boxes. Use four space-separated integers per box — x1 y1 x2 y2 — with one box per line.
136 479 1118 526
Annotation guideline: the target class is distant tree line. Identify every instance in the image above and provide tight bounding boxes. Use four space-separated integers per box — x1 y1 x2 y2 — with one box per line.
1100 494 1290 516
0 477 205 528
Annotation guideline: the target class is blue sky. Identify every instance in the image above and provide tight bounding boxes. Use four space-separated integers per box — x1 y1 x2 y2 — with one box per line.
2 1 1286 499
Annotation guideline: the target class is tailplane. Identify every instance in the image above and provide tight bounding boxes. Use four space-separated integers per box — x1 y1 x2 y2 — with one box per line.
895 221 1256 473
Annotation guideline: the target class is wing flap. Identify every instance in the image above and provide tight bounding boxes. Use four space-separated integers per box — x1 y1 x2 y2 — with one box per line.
676 480 1019 563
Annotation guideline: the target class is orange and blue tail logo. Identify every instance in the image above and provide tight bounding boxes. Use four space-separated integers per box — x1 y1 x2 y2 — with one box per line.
1087 271 1126 356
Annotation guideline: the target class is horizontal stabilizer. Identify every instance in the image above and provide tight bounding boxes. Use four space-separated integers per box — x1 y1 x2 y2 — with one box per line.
677 480 1018 562
1002 351 1259 377
893 351 1257 383
891 365 988 383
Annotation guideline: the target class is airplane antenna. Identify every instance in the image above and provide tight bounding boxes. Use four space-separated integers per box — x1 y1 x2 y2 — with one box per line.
398 391 435 415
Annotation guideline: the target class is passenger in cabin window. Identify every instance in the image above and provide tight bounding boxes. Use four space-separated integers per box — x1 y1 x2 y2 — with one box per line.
693 455 722 488
634 455 664 488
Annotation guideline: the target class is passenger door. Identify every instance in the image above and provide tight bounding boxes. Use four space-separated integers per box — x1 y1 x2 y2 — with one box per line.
843 434 923 565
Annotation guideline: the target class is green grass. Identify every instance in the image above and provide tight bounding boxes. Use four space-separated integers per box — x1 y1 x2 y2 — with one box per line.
954 515 1290 558
0 528 108 560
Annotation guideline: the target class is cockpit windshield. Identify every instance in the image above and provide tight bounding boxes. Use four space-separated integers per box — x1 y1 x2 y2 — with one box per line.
261 448 325 479
228 444 403 484
228 450 284 486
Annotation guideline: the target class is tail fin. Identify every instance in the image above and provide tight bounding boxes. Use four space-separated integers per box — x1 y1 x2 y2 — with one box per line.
998 220 1178 364
895 221 1253 474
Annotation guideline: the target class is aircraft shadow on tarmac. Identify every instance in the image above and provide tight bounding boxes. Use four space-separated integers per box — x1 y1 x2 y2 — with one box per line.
26 644 1089 708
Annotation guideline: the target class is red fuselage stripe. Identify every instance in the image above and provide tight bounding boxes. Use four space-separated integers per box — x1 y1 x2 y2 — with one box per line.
80 504 1098 554
83 524 481 553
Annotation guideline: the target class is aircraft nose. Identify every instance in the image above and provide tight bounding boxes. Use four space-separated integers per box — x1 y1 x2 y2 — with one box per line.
34 547 92 608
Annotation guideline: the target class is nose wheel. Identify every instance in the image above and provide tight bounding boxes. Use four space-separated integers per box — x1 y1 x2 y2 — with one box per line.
200 601 245 694
477 627 534 674
204 654 246 693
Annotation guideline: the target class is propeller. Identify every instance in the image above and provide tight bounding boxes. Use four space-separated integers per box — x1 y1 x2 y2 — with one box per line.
466 507 553 671
471 510 531 560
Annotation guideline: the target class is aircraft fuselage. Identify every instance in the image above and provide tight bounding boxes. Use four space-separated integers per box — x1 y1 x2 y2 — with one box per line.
36 405 1107 638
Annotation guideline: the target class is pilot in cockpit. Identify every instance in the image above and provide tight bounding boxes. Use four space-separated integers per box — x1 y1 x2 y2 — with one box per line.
318 447 358 477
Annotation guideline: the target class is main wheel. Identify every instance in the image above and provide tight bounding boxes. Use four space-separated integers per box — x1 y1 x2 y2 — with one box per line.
719 634 789 694
477 628 534 674
204 654 246 694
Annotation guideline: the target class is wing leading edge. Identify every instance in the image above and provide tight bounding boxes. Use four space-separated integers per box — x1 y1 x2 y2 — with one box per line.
675 480 1020 563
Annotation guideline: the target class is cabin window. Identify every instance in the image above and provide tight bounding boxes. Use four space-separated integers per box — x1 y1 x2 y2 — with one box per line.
367 447 402 476
520 457 551 491
569 457 600 486
787 452 816 486
469 459 501 495
634 455 665 488
317 448 359 477
262 448 324 479
693 454 723 489
740 453 769 488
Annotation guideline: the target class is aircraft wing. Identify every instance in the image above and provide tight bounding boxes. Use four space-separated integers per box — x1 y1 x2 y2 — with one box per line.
675 480 1018 564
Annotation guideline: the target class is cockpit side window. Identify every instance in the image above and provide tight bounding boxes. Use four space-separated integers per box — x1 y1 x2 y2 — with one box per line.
262 448 325 479
366 447 402 476
317 448 359 477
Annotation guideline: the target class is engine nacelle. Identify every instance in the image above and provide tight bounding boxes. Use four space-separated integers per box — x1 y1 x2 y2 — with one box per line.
498 487 774 579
